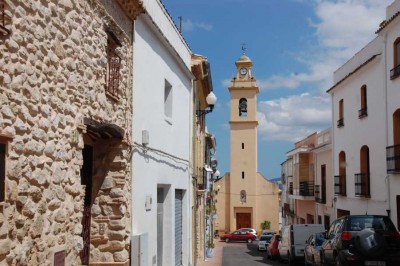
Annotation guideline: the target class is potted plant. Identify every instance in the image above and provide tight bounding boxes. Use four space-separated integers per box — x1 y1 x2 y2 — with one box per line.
206 239 215 258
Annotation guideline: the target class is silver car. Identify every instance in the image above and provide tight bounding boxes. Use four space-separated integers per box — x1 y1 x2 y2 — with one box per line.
258 235 272 251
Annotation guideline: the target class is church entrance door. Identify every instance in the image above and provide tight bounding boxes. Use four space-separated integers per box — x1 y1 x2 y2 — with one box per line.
236 213 251 229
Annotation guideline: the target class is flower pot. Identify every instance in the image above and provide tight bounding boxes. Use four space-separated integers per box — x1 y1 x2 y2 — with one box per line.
206 247 215 258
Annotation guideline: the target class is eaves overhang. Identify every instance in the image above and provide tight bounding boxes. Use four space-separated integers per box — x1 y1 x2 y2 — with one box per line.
327 54 380 93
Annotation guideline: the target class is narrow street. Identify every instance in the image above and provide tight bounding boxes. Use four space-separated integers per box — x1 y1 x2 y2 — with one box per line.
201 240 299 266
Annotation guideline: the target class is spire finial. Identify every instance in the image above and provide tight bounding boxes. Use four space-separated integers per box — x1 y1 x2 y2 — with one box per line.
241 43 247 54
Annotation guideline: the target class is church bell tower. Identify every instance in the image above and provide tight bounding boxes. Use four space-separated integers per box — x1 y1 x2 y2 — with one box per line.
228 53 260 229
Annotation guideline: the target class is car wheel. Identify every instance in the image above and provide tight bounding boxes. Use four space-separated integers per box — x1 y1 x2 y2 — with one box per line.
335 255 342 266
225 238 230 243
247 238 253 243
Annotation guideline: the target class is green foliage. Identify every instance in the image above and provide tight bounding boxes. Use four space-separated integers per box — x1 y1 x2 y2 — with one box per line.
207 239 215 248
260 220 271 230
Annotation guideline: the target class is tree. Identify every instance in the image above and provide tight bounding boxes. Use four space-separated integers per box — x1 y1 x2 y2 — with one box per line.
260 220 271 230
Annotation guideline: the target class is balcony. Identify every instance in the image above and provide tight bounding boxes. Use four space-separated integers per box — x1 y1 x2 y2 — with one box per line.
337 118 344 128
289 182 293 195
299 181 314 196
387 144 400 174
355 173 370 197
334 175 346 196
358 108 368 119
283 203 294 217
315 185 326 204
0 0 11 36
390 64 400 80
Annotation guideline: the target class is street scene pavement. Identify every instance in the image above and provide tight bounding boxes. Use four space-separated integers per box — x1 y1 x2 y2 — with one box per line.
197 239 293 266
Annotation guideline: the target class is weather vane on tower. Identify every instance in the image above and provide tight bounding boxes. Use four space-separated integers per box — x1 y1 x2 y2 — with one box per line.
241 43 247 55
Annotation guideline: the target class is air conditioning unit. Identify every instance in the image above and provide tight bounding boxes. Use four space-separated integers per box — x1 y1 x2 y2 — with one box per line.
131 233 148 266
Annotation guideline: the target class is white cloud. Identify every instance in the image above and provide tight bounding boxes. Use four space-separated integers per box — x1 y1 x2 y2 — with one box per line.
182 19 213 32
258 0 391 92
255 0 391 142
258 93 331 142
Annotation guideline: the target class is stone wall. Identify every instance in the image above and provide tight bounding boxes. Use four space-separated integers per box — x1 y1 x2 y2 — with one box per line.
0 0 134 265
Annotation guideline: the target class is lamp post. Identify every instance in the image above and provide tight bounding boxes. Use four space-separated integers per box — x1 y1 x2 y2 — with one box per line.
196 92 217 117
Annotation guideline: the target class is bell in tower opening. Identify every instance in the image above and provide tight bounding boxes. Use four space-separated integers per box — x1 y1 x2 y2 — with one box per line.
239 98 248 117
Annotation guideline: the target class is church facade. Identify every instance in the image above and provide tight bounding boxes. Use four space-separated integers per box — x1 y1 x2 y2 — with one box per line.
214 54 280 235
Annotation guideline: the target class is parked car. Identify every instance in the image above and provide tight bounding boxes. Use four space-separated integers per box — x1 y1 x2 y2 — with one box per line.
220 230 256 243
258 234 272 251
267 234 281 260
261 229 275 236
278 223 325 264
304 232 325 266
321 215 400 266
239 227 257 238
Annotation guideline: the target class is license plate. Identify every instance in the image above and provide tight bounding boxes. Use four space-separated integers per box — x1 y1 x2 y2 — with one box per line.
365 261 386 266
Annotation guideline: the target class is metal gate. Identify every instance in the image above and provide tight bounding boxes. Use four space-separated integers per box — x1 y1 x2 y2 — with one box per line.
175 190 183 266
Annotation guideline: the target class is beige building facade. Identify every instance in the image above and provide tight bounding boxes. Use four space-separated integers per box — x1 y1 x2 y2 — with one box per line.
215 54 279 235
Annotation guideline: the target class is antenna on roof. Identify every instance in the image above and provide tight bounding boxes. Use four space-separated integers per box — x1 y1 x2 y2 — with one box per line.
178 16 182 33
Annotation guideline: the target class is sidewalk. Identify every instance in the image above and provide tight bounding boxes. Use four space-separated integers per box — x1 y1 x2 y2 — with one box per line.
196 240 225 266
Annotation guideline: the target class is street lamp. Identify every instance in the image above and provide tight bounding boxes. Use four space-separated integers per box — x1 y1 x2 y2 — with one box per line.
196 91 217 117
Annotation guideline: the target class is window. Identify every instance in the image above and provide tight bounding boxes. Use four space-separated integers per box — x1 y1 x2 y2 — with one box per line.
0 143 5 202
335 151 346 196
242 171 245 179
355 146 370 197
242 143 244 149
164 80 173 119
359 85 368 118
0 0 11 36
387 109 400 173
391 38 400 79
337 99 344 127
239 98 247 117
105 30 122 98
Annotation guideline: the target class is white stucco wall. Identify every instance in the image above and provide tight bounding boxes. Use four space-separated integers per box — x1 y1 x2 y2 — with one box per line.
331 46 389 217
131 5 193 265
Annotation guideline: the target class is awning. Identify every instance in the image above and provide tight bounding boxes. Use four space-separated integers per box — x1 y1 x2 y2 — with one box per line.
84 117 124 140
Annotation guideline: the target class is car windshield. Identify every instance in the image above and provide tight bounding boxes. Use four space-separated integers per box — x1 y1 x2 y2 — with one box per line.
260 235 271 241
315 233 325 246
346 216 397 232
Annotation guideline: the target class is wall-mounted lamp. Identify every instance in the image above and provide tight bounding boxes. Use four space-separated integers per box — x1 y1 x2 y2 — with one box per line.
196 92 217 117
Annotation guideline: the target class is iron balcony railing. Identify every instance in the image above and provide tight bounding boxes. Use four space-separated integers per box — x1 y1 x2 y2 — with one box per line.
334 175 346 196
386 144 400 174
358 107 368 119
390 64 400 80
337 118 344 128
299 181 314 196
314 185 326 203
355 173 370 197
289 182 293 195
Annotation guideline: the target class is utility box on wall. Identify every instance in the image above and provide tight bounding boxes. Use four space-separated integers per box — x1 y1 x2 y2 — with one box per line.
131 233 148 266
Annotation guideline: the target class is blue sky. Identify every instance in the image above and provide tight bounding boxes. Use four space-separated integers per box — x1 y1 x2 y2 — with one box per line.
164 0 391 179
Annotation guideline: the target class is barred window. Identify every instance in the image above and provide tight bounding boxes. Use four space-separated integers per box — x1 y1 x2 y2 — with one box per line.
105 30 122 98
0 143 5 202
0 0 12 36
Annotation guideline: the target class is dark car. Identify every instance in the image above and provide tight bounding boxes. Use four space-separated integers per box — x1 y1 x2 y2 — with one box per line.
321 215 400 266
220 230 256 243
267 234 281 260
304 232 325 266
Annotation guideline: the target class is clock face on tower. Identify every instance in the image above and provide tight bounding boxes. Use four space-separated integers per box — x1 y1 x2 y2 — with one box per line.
240 67 247 75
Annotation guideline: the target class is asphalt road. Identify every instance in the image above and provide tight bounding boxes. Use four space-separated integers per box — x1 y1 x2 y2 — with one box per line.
221 241 295 266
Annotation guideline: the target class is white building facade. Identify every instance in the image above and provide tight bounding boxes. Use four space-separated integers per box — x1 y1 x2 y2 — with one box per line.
328 0 400 228
131 1 194 265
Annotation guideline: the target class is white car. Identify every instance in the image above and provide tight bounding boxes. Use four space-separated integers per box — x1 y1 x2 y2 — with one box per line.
239 228 257 238
258 235 272 251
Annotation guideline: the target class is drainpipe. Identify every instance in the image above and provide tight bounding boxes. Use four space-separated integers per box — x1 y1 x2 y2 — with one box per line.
330 93 337 220
383 32 392 219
